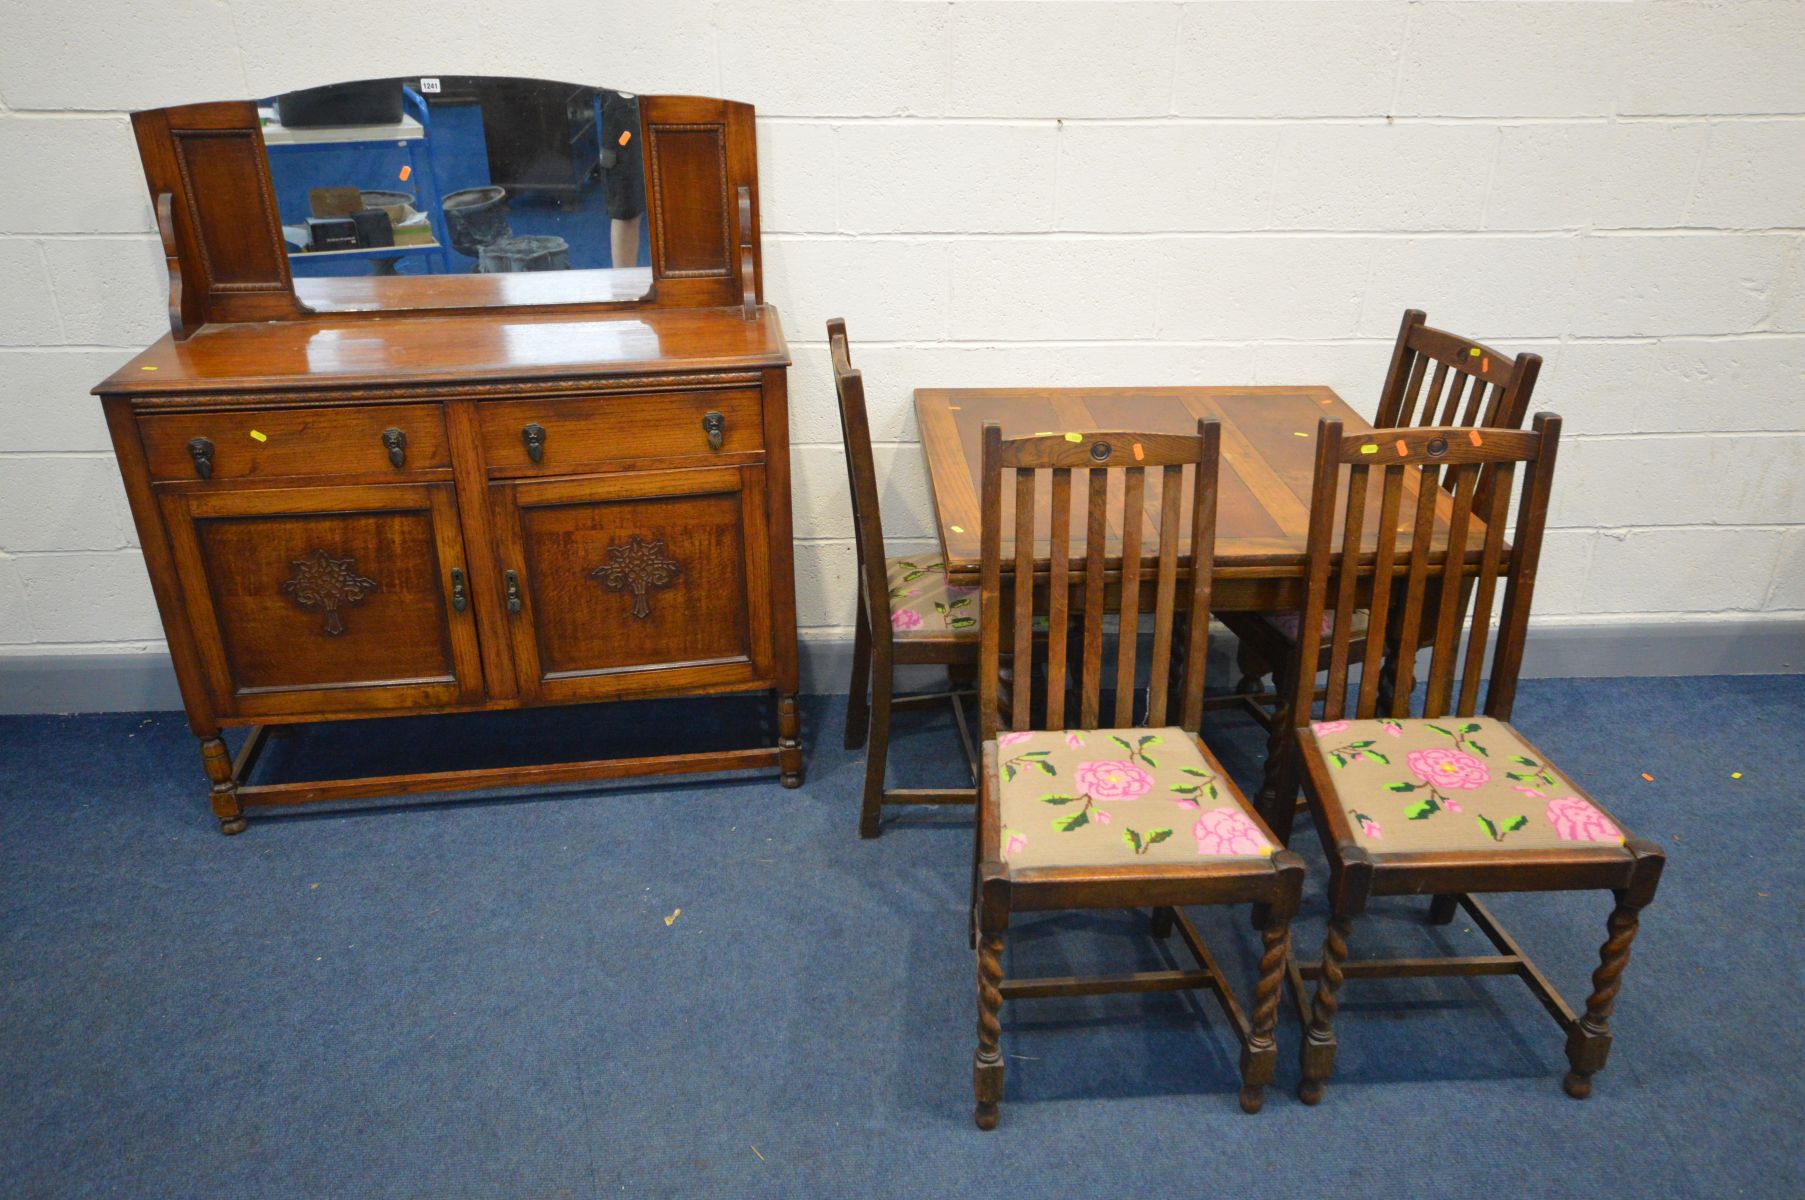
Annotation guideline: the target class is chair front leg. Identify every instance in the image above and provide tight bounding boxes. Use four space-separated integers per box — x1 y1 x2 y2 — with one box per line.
858 653 893 839
844 593 872 750
974 928 1006 1130
1563 892 1647 1099
1298 913 1353 1105
1238 920 1290 1113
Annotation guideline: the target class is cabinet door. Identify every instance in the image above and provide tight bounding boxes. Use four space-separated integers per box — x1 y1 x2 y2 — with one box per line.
158 482 483 718
491 466 774 703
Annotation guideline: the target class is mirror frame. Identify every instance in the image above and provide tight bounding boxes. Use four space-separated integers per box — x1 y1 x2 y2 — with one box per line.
130 88 763 338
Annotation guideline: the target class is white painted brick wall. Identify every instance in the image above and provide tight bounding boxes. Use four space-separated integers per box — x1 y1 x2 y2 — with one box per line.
0 0 1800 667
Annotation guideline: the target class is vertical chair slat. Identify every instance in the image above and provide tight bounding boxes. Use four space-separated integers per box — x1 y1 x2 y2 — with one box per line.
978 424 1004 743
1011 468 1037 730
1437 370 1475 426
1324 462 1369 719
1374 309 1427 426
1355 465 1407 718
1458 462 1516 715
1423 462 1480 717
1145 464 1184 727
1399 355 1432 425
1045 467 1072 730
1080 468 1109 729
1418 362 1450 427
1180 425 1220 731
1457 378 1489 427
1112 467 1146 727
1388 465 1442 717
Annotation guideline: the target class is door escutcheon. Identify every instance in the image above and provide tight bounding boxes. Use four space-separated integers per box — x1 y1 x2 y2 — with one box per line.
522 423 547 464
703 411 724 451
504 569 523 614
449 567 467 613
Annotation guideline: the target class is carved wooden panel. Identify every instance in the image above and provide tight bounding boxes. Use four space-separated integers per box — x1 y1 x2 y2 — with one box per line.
648 123 731 277
491 465 775 703
156 482 481 717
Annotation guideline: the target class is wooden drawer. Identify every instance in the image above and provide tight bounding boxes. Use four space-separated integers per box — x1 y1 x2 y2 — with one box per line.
140 403 450 483
477 388 763 476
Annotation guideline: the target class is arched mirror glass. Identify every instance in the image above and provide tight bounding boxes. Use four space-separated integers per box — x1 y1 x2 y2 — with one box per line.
259 75 651 312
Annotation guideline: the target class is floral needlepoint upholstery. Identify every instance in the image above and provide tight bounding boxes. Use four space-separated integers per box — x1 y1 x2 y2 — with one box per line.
1257 607 1371 641
1300 716 1635 856
885 558 978 638
995 728 1276 870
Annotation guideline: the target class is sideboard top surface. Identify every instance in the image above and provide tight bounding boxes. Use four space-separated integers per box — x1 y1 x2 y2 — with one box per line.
96 303 789 397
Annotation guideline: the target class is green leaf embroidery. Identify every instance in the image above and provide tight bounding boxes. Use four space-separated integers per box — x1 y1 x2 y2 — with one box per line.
1385 781 1419 792
947 596 972 610
1141 754 1159 768
1467 740 1488 757
1055 810 1090 832
1023 750 1049 757
1179 767 1210 778
1503 815 1529 833
1426 723 1454 737
1460 723 1481 734
1040 794 1078 805
949 616 977 629
1404 798 1441 820
1510 755 1539 767
1138 735 1163 749
1111 735 1135 753
1478 815 1501 841
1123 828 1143 854
1146 828 1173 846
1346 740 1376 750
1365 751 1391 765
1002 764 1017 783
1033 759 1057 776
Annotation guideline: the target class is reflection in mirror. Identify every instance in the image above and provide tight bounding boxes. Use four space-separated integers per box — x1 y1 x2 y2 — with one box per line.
259 76 651 311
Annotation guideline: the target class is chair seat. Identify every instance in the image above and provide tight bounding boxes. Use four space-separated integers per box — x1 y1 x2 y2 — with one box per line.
1300 716 1635 855
1258 607 1371 642
887 557 978 639
995 727 1277 870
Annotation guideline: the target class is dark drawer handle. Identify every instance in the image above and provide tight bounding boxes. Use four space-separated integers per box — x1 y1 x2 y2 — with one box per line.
703 411 724 451
522 423 547 464
504 569 523 614
188 436 214 480
382 427 407 468
449 567 467 613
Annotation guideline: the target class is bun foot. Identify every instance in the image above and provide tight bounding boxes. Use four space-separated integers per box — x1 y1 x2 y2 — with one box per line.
218 817 248 836
1238 1085 1266 1114
1562 1071 1593 1100
1297 1079 1324 1106
974 1101 999 1131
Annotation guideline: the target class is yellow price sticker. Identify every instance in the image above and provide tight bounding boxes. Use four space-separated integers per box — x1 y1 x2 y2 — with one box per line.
249 430 268 442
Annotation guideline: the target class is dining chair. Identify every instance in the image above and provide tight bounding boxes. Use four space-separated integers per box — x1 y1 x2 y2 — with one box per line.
830 319 980 838
1272 413 1664 1104
969 419 1306 1128
1224 308 1544 730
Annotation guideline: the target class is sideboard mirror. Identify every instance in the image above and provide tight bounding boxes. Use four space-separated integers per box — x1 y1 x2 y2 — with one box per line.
131 79 762 334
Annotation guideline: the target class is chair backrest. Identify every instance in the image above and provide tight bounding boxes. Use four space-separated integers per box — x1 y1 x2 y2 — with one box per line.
978 421 1221 742
1289 413 1562 728
828 318 896 636
1376 309 1543 434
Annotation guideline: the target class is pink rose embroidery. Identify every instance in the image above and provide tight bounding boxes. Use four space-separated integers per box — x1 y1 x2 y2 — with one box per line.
1003 829 1027 858
891 608 923 631
1093 809 1111 826
1380 721 1403 738
997 731 1034 748
1064 732 1085 750
1073 760 1154 801
1443 795 1462 813
1193 807 1273 857
1359 816 1381 840
1312 720 1351 735
1406 747 1489 790
1546 796 1622 844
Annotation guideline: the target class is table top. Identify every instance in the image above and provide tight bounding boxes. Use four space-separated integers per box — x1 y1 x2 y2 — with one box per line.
914 385 1479 585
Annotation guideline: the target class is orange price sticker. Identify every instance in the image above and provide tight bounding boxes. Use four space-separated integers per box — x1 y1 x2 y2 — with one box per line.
1468 429 1484 447
398 164 412 182
1395 438 1409 456
618 131 632 147
1131 443 1144 461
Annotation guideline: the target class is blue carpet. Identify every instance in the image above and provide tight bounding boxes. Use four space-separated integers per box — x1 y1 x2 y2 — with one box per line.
1 676 1800 1198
